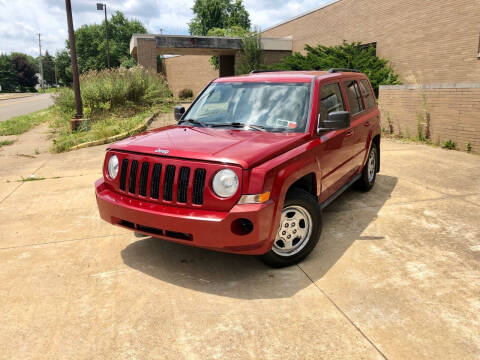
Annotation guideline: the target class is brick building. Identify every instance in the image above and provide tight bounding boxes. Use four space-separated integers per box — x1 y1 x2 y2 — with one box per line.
132 0 480 151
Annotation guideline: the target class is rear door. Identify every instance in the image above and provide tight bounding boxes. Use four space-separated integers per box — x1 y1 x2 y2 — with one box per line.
342 79 367 173
357 79 379 163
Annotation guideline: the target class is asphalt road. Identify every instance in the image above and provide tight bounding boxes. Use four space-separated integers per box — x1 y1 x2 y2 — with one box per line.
0 94 54 122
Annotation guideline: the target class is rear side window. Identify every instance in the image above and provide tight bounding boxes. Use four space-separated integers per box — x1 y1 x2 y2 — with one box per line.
319 83 345 120
359 79 376 109
343 80 364 115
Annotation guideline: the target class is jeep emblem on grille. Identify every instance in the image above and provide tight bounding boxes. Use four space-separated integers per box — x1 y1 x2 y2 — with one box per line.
155 148 169 155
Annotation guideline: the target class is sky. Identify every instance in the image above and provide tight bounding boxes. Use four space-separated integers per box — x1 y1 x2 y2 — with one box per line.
0 0 330 57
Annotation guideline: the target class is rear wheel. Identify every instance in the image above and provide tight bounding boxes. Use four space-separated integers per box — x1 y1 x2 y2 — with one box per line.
355 142 378 191
260 189 322 268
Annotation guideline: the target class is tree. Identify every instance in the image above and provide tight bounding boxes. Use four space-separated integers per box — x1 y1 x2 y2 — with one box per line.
272 42 400 95
236 29 263 74
56 49 72 86
189 0 251 36
72 11 146 73
207 26 250 69
0 54 17 92
41 50 56 85
11 53 38 91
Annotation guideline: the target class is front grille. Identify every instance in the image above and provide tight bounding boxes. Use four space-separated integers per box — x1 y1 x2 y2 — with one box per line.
117 157 206 205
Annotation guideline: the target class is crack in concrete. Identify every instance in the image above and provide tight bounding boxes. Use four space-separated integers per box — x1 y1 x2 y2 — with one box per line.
0 161 48 204
297 264 388 359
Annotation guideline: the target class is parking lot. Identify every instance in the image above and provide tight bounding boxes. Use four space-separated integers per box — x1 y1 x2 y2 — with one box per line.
1 126 479 359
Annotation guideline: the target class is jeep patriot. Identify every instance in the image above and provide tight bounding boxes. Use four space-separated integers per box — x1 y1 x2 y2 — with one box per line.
95 69 381 267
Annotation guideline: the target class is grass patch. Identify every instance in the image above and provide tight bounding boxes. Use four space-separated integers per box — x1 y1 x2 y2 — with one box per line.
0 107 53 135
50 102 173 153
0 139 15 147
49 66 174 153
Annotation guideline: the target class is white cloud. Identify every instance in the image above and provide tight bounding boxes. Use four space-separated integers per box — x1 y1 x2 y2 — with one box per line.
0 0 331 56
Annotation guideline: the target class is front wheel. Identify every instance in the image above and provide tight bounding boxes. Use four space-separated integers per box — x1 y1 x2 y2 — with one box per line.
259 189 322 268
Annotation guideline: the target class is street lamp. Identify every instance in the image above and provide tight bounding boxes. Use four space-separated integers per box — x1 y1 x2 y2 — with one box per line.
96 3 111 69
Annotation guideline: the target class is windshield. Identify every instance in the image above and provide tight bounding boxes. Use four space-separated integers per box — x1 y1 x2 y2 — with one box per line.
183 82 312 132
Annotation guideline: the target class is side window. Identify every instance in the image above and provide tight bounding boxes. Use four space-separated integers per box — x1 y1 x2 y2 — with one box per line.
359 79 376 109
319 83 345 121
343 80 364 115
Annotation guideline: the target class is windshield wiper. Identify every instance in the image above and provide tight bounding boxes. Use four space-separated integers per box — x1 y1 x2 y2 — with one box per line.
178 118 206 127
208 122 267 132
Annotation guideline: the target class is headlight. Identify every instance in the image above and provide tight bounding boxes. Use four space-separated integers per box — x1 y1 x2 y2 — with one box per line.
107 154 119 179
212 169 239 198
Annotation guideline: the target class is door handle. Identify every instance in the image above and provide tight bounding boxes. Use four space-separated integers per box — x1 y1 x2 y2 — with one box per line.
345 131 354 137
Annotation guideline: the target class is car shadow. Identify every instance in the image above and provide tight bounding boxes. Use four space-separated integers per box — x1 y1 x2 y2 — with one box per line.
121 174 397 299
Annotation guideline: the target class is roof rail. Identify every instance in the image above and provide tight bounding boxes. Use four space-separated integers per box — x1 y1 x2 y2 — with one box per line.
328 68 360 73
249 69 284 74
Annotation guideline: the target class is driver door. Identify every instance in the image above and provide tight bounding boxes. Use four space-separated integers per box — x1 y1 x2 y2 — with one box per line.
316 81 356 202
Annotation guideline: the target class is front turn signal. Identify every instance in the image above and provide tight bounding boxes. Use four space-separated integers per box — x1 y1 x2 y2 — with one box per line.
237 192 270 205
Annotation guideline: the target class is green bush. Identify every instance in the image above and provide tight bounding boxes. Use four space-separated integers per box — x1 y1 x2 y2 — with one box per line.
179 88 193 99
53 66 172 117
442 139 456 150
271 41 400 95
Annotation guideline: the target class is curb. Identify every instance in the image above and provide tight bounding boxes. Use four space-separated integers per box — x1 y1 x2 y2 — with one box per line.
69 112 158 151
0 94 35 101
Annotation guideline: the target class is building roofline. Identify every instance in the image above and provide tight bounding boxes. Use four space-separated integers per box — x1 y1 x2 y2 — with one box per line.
262 0 341 33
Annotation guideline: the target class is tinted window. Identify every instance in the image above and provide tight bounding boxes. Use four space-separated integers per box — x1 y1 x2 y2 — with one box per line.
343 80 364 114
359 79 376 109
319 83 345 121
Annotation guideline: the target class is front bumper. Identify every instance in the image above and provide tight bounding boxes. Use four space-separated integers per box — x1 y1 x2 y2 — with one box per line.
95 178 277 255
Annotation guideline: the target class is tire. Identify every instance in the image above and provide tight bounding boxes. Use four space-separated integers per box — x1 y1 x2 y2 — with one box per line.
355 142 378 192
259 189 322 268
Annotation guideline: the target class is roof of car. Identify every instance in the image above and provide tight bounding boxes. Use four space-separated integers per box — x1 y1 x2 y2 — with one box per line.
214 70 365 83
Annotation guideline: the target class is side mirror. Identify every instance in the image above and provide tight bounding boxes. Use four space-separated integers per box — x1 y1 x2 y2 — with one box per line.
318 111 350 132
174 106 185 121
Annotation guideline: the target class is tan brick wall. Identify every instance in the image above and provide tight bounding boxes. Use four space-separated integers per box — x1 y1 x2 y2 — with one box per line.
379 85 480 152
262 0 480 84
164 55 218 97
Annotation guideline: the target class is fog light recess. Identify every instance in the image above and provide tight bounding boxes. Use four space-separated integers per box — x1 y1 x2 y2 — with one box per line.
231 218 254 236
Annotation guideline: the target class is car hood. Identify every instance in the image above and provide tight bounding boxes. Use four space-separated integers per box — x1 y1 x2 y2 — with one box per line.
109 125 310 169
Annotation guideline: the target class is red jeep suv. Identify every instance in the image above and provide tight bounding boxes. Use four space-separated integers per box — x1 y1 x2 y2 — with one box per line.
95 69 380 267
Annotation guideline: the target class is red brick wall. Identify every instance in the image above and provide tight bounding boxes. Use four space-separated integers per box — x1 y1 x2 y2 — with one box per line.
379 85 480 152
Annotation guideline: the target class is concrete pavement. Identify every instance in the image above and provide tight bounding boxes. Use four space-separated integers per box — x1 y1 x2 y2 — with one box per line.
0 127 479 359
0 93 54 121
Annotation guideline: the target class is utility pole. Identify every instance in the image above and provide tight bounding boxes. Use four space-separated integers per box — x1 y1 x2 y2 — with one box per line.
38 33 44 91
54 61 58 87
97 3 110 69
65 0 83 119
